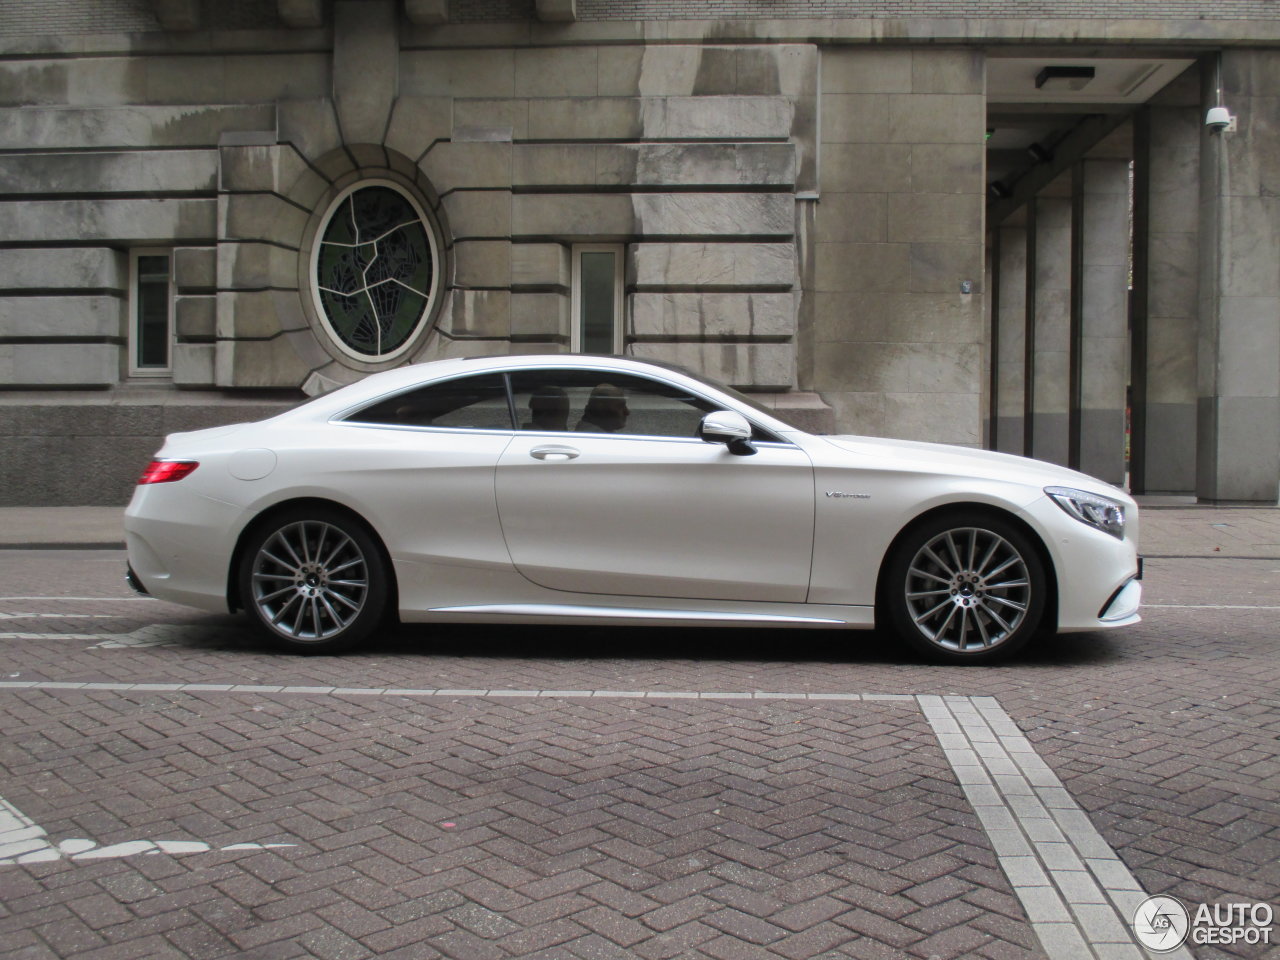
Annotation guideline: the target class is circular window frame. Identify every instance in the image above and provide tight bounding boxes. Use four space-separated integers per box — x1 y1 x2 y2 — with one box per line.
308 177 442 366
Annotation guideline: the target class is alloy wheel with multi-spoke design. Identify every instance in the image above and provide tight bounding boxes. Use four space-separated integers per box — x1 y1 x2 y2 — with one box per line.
241 510 388 652
888 518 1046 662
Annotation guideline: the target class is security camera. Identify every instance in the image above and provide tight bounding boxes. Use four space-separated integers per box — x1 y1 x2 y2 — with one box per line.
1205 106 1235 132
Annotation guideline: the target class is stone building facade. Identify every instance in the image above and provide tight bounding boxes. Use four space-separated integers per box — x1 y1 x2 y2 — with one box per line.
1 0 1277 504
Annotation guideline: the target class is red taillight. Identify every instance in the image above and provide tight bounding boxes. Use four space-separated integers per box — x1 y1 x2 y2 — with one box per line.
138 460 199 485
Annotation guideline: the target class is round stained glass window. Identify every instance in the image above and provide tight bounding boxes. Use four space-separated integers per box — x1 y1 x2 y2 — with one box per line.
313 182 438 362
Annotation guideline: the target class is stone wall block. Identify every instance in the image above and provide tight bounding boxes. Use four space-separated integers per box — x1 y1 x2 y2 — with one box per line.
513 144 598 188
444 288 510 338
222 53 329 104
219 193 309 247
909 242 982 295
0 198 216 244
0 149 217 196
630 142 795 188
1223 196 1280 297
630 341 795 390
217 290 305 340
820 94 888 144
174 247 216 292
385 97 453 163
512 194 634 239
453 240 512 288
822 49 912 94
631 193 793 239
333 0 398 147
887 194 983 242
217 241 297 290
511 292 569 339
888 94 984 144
217 338 310 389
401 49 515 99
0 248 125 291
909 144 985 194
421 142 512 191
172 343 215 385
0 343 117 386
453 98 527 142
911 49 984 95
741 44 816 98
821 144 911 193
629 243 794 289
528 98 642 141
175 295 215 339
630 292 795 339
642 96 793 140
1218 296 1280 397
883 391 981 445
442 190 512 241
276 99 343 164
0 295 121 338
814 242 909 293
511 244 571 289
0 104 276 150
515 47 599 98
815 193 886 243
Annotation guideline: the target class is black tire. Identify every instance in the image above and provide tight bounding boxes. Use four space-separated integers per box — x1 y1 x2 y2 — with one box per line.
883 513 1047 664
238 506 389 654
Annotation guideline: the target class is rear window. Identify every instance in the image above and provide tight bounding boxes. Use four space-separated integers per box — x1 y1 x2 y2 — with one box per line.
344 373 513 430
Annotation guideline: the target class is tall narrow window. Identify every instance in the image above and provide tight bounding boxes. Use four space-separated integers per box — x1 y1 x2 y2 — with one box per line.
130 250 173 376
572 244 623 354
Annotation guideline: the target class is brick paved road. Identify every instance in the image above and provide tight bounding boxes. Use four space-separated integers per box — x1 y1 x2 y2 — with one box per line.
0 549 1277 959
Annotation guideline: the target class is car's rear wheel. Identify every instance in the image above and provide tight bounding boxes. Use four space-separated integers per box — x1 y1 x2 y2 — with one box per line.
239 508 388 654
884 515 1046 664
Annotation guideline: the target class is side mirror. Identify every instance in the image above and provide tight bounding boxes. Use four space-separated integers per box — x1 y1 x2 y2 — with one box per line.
699 410 757 456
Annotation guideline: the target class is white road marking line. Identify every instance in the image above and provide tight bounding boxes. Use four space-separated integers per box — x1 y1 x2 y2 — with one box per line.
0 613 123 620
0 794 295 866
920 695 1191 960
1144 603 1280 609
0 597 145 602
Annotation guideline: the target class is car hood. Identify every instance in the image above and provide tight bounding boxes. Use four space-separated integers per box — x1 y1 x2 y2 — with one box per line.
820 434 1130 500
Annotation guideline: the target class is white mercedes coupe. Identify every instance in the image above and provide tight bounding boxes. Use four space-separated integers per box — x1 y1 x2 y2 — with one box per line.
124 354 1141 663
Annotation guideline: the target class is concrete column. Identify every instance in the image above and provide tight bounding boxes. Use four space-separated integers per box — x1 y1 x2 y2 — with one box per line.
1197 50 1280 502
1032 181 1072 467
995 219 1027 454
1077 159 1130 484
1135 93 1200 493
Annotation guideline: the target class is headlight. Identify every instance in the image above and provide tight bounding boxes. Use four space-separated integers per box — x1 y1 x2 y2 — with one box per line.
1044 486 1126 539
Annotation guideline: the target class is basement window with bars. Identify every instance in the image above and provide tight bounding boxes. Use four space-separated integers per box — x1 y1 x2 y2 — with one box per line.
129 249 173 377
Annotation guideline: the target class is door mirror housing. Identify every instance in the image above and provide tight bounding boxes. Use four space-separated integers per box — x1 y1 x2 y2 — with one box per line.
699 410 757 456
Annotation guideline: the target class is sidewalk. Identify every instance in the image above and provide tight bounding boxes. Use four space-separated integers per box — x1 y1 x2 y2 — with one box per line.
1 500 1278 555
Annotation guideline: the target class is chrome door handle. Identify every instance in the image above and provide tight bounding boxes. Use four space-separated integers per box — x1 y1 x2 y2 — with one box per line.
529 445 580 462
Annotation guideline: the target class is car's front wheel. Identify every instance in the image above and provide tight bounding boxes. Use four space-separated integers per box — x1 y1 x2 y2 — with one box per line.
884 515 1047 664
238 507 388 654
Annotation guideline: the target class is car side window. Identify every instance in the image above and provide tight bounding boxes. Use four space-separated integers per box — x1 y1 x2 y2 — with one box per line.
510 369 744 439
345 373 513 431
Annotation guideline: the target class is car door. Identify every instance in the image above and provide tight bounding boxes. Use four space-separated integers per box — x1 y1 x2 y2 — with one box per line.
495 369 815 603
